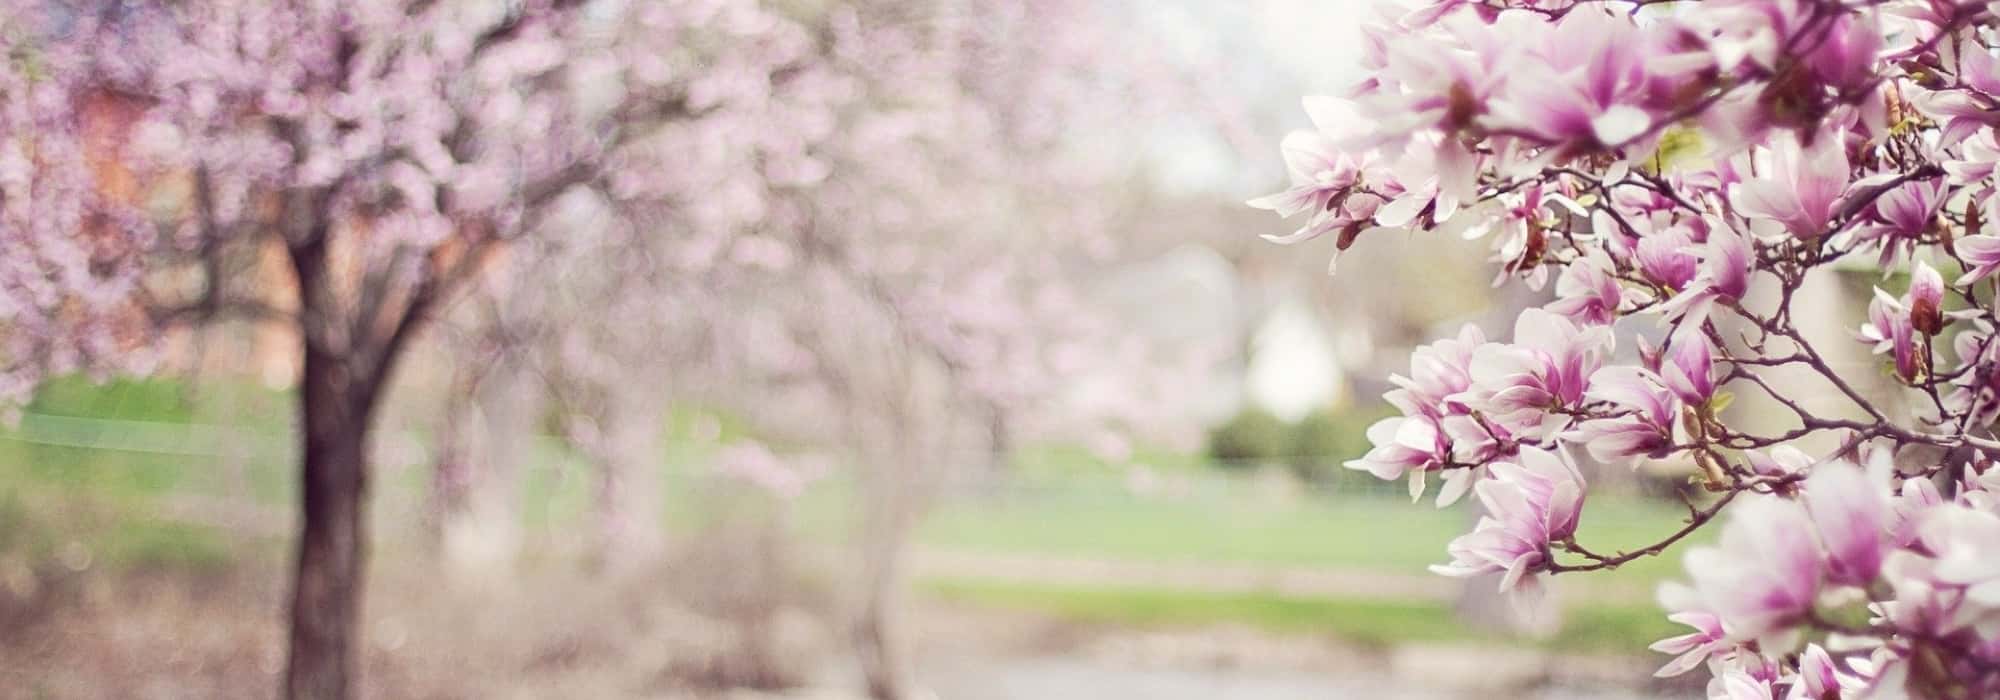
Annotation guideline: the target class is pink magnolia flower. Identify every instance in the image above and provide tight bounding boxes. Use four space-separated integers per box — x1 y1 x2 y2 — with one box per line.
1911 45 2000 146
1487 9 1658 149
1635 227 1701 291
1787 643 1857 700
1859 287 1921 381
1430 447 1584 597
1662 330 1718 406
1349 12 1513 144
1802 14 1882 93
1948 327 2000 431
1569 366 1677 464
1916 505 2000 632
1956 234 2000 286
1661 224 1754 327
1850 179 1945 265
1650 610 1728 677
1729 130 1850 240
1910 260 1946 336
1247 127 1361 222
1386 324 1486 419
1371 136 1477 232
1708 666 1778 700
1803 460 1888 586
1547 254 1624 326
1890 477 1946 548
1346 415 1450 483
1944 129 2000 184
1745 445 1815 479
1682 496 1826 646
1461 308 1614 437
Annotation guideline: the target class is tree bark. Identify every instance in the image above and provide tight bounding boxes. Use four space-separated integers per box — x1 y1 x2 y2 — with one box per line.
284 345 377 700
854 455 916 700
854 520 911 700
583 388 665 574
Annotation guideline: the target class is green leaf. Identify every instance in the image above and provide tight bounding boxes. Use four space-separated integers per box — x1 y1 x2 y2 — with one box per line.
1707 390 1735 415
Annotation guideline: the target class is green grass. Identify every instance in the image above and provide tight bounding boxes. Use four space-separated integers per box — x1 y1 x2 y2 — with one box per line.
0 375 1707 657
920 578 1682 653
918 488 1700 592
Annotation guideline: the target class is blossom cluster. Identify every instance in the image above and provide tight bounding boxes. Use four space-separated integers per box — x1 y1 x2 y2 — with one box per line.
1255 0 2000 695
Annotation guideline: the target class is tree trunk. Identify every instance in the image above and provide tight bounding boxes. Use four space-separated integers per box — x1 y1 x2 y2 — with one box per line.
432 357 537 576
589 389 665 574
284 346 377 700
854 462 915 700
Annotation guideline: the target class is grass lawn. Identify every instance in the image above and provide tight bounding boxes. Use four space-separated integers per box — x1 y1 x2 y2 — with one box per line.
917 485 1701 595
1 376 1704 656
920 577 1683 654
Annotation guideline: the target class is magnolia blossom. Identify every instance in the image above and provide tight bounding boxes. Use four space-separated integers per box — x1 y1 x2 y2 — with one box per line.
1650 610 1728 677
1860 286 1924 381
1803 460 1888 586
1661 224 1754 327
1547 254 1624 326
1460 308 1612 438
1254 0 2000 691
1679 497 1825 648
1959 234 2000 285
1850 179 1945 264
1728 130 1849 240
1430 448 1584 597
1568 366 1677 463
1661 330 1718 406
1787 643 1857 700
1385 324 1486 418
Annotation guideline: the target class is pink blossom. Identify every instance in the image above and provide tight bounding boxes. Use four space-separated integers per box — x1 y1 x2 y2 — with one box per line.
1661 224 1754 327
1681 497 1825 646
1346 416 1450 483
1486 9 1657 149
1662 330 1718 406
1635 228 1701 291
1917 505 2000 629
1462 309 1613 437
1650 610 1729 677
1729 130 1850 240
1803 460 1888 586
1787 643 1856 700
1859 287 1921 381
1248 111 1365 225
1910 260 1946 336
1386 323 1487 419
1850 179 1945 265
1547 255 1624 326
1430 448 1585 596
1708 666 1777 700
1569 366 1676 464
1948 327 2000 425
1745 446 1815 479
1956 234 2000 286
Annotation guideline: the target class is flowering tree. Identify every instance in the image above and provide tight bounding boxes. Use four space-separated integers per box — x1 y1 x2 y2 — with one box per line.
4 1 826 697
1254 0 2000 696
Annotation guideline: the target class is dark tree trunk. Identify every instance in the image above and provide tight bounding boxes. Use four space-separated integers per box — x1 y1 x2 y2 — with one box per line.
284 345 378 700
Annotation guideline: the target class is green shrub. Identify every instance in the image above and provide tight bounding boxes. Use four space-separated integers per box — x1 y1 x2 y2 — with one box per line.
1286 406 1394 482
1206 408 1289 467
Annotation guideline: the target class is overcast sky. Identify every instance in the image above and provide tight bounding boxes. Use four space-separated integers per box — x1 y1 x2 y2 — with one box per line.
1131 0 1375 196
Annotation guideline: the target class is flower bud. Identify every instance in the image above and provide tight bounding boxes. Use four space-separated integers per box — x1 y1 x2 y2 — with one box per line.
1909 261 1945 336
